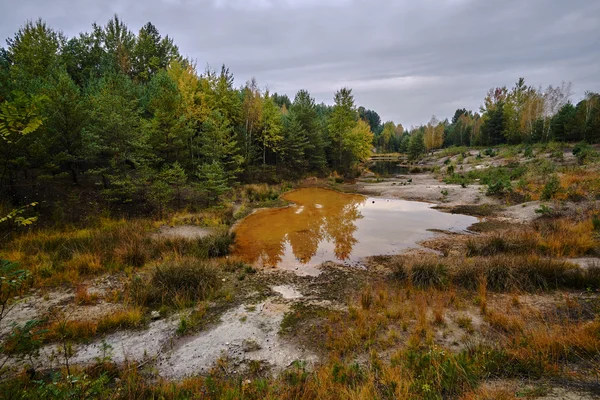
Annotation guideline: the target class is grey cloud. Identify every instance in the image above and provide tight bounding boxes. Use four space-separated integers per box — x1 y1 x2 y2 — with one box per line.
1 0 599 126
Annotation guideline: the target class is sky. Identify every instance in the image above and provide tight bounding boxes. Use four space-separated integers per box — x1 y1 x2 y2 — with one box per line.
1 0 599 127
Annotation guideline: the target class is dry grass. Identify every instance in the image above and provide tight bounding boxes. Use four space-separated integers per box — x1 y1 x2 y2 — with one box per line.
74 285 99 305
44 307 144 343
126 257 220 308
1 219 233 287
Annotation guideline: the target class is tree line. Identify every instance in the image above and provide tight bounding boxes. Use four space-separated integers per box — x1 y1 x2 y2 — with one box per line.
0 17 375 214
370 78 600 157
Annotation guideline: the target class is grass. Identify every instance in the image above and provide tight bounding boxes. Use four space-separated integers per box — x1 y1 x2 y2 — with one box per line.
1 220 234 287
393 254 599 292
42 307 145 343
126 257 221 308
465 216 598 258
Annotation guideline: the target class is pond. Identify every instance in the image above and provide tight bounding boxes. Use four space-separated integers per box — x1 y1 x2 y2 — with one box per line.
369 161 409 176
232 188 477 275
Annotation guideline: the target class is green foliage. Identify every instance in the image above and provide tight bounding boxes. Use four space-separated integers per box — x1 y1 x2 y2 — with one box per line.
402 347 478 399
408 131 425 160
328 87 358 171
196 161 230 206
572 141 599 164
24 372 112 399
592 215 600 232
0 259 32 323
149 258 219 306
486 178 512 196
0 202 38 227
535 204 554 216
541 175 561 200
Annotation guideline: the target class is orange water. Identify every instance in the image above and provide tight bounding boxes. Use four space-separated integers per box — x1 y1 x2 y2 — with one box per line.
232 188 476 275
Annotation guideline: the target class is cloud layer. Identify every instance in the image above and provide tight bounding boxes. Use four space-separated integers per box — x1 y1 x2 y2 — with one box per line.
1 0 599 126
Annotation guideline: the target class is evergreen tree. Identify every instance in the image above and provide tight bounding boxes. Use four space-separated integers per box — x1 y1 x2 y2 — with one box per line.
42 69 90 184
196 161 230 206
408 131 425 160
328 88 357 171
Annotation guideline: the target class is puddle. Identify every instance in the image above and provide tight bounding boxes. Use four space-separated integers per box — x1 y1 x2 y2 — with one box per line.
157 299 316 378
233 188 476 275
369 161 409 176
272 285 303 299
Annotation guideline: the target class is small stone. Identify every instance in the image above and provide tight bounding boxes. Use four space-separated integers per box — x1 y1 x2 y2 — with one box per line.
150 310 160 320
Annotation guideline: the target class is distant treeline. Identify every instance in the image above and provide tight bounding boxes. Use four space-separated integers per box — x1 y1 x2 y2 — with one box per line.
0 17 375 215
371 78 600 157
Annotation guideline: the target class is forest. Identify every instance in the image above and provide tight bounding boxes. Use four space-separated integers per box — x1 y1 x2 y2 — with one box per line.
376 79 600 158
0 17 375 221
3 17 600 222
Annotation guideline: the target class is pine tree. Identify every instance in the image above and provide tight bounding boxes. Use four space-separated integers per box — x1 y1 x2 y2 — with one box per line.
196 161 230 206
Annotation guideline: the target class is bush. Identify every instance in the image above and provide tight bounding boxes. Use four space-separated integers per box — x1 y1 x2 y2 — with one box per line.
572 141 599 164
541 175 561 200
144 258 220 307
486 178 512 196
201 230 235 258
483 148 497 157
411 260 448 288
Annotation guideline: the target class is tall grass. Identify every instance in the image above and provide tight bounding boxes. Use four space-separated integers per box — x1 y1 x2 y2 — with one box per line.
2 221 234 286
466 217 597 258
127 257 220 308
393 254 599 292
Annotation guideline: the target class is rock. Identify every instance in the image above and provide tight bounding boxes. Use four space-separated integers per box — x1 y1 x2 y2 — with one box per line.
150 310 160 320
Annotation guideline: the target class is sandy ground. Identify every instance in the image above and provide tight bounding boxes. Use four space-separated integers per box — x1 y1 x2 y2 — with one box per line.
153 225 215 239
158 295 317 378
355 173 493 207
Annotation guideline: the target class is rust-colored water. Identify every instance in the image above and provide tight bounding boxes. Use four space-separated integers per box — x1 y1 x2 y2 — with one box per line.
232 188 476 275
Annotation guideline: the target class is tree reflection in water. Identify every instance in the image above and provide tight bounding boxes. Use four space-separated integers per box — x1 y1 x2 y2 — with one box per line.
233 188 365 269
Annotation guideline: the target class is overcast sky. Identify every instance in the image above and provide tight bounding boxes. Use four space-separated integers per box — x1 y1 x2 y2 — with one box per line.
1 0 599 127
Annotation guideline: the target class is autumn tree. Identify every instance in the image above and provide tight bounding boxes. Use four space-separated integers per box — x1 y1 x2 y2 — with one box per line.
343 119 373 171
424 116 444 153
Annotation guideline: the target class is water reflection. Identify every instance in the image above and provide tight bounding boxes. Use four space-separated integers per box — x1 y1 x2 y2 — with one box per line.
233 189 365 271
369 161 409 176
232 188 477 275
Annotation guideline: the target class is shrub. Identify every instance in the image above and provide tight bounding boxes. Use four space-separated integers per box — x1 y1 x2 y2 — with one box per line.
572 141 599 164
486 179 511 196
146 258 220 307
541 175 561 200
411 260 448 288
201 230 235 258
483 148 497 157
